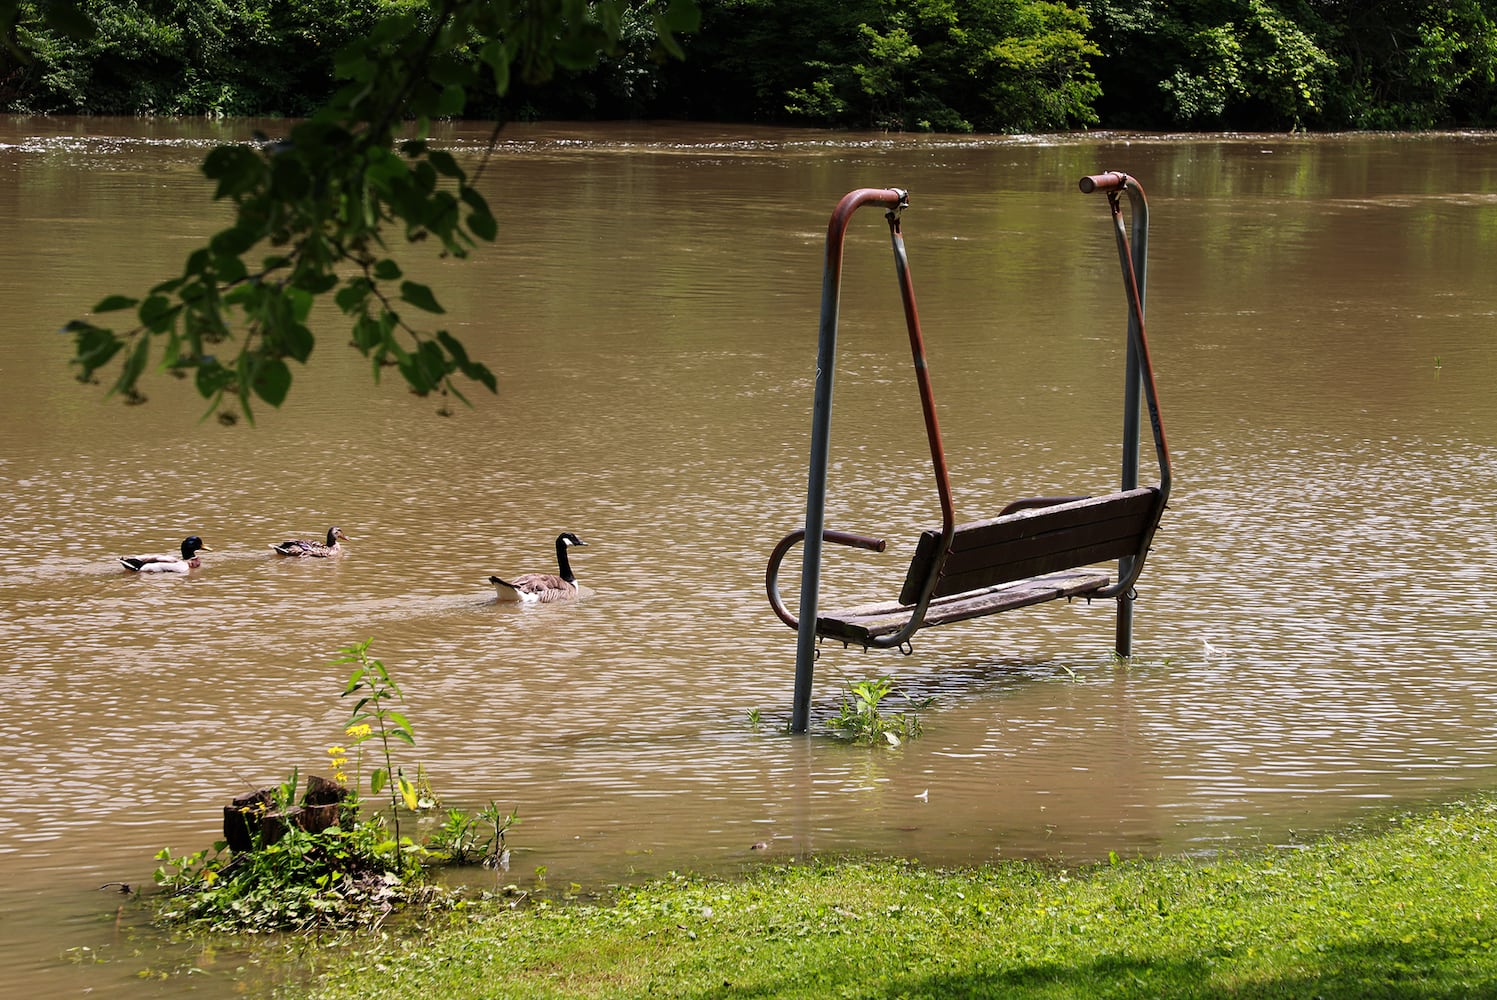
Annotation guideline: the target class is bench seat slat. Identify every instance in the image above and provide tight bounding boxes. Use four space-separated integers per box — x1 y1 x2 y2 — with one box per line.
936 530 1145 597
899 487 1161 604
818 568 1111 644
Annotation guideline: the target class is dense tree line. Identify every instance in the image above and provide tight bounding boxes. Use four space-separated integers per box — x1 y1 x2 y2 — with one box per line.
5 1 1495 132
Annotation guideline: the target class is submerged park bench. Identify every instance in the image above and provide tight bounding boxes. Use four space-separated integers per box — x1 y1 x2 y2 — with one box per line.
777 487 1166 648
766 174 1173 732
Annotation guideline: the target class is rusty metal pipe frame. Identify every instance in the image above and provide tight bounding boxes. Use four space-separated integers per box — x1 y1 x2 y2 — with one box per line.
769 205 954 631
788 186 959 733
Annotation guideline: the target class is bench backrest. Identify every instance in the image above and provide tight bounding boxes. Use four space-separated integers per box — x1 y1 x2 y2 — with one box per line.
898 487 1164 605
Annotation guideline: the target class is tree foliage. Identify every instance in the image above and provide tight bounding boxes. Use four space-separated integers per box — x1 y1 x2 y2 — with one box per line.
664 0 1099 132
1080 0 1497 129
9 2 1497 132
780 0 1101 132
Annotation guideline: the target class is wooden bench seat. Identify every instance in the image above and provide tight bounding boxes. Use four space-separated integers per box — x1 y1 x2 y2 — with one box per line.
814 487 1163 646
817 567 1111 644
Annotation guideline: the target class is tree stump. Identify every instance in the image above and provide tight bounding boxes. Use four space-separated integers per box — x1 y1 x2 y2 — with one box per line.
223 775 351 853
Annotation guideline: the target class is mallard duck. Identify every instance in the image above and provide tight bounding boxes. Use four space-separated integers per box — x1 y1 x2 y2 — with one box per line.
488 532 587 603
270 526 351 558
119 536 211 574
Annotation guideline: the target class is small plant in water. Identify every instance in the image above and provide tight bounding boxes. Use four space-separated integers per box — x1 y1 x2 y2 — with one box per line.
827 676 928 746
746 707 762 731
427 801 518 869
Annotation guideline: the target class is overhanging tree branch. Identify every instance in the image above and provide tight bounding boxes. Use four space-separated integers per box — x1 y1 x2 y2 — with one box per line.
40 0 699 424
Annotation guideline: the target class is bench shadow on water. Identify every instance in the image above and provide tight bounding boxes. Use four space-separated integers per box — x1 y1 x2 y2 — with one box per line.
2 120 1497 996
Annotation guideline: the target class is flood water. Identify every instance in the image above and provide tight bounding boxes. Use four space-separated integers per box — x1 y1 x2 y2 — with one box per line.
3 119 1496 996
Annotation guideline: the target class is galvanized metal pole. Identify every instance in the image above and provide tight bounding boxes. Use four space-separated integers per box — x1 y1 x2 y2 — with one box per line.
791 188 909 734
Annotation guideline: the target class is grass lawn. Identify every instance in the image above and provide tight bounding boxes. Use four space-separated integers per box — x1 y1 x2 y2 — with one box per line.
293 797 1497 999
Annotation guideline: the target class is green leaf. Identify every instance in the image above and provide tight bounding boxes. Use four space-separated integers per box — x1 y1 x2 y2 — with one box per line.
436 330 470 367
69 322 124 373
209 225 258 258
399 281 445 314
194 360 234 400
427 150 464 180
110 336 151 398
283 323 314 364
213 253 248 284
138 295 180 333
373 259 403 281
351 314 382 352
287 287 315 323
295 271 338 296
336 280 371 315
460 185 496 239
417 340 447 383
438 331 496 392
469 362 497 393
201 145 265 199
371 768 388 795
92 294 138 314
253 359 292 407
270 154 311 200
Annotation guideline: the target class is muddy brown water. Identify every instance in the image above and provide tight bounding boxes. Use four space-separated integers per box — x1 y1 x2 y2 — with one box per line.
2 119 1496 996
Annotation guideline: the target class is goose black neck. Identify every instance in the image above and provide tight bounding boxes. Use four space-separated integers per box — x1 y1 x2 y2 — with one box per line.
325 528 339 546
554 535 576 583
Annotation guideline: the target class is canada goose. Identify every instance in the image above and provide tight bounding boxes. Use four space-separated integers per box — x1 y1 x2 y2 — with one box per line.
119 536 211 574
270 526 351 558
488 532 587 603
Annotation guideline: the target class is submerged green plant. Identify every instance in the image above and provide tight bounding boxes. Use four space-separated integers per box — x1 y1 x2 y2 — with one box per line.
479 802 518 870
827 676 928 746
426 802 518 869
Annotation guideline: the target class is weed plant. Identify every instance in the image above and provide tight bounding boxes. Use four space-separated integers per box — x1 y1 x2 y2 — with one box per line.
425 802 518 869
338 638 418 843
827 676 929 745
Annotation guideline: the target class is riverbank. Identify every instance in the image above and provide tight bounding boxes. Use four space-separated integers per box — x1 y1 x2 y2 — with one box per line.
289 797 1497 999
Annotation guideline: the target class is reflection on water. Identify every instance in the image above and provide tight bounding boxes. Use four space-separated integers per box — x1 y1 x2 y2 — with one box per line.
3 121 1497 996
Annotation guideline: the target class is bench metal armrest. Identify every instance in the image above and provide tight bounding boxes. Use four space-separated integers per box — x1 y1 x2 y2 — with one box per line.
766 528 886 631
